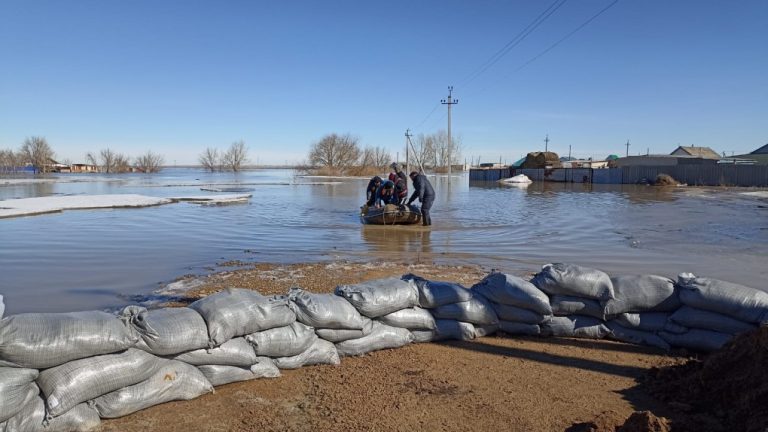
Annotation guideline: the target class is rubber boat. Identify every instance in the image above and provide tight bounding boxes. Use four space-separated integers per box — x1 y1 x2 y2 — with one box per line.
360 203 422 225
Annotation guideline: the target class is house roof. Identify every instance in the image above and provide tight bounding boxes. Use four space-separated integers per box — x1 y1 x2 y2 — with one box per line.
750 143 768 155
670 146 721 159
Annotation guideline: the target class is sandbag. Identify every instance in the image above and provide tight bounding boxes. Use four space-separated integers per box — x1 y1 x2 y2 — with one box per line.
663 322 688 334
474 324 498 338
288 288 366 329
314 319 374 343
91 360 213 418
335 278 419 318
172 337 257 367
189 288 296 346
659 328 733 352
541 315 611 339
401 274 473 308
532 263 615 301
434 320 475 341
197 358 280 387
430 295 498 326
3 397 100 432
120 306 210 356
0 295 4 320
245 322 317 357
550 295 605 320
0 311 138 369
335 322 414 357
613 312 669 332
606 322 670 351
37 348 162 417
0 368 39 422
377 307 436 330
669 306 756 335
677 273 768 323
498 321 540 336
491 303 550 324
273 338 340 369
603 275 679 315
472 272 552 315
409 330 436 343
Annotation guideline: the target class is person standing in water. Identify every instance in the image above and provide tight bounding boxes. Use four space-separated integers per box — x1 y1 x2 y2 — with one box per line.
407 171 435 226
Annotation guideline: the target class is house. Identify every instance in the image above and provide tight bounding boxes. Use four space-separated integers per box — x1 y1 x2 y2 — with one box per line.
733 143 768 165
613 155 719 167
670 145 721 159
70 163 98 173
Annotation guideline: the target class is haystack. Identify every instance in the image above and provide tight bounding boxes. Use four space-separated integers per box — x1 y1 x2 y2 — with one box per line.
521 152 561 169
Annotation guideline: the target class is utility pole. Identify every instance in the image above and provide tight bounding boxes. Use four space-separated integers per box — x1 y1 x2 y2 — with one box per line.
441 86 458 176
568 145 572 160
405 129 425 174
625 140 631 157
544 134 549 152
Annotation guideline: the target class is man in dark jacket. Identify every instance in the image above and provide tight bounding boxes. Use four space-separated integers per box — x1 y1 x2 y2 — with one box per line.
389 163 408 204
365 176 382 207
407 171 435 226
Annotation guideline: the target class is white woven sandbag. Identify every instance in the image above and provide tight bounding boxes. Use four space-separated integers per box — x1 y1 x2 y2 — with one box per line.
532 263 615 301
335 322 414 357
272 338 340 369
430 295 499 326
189 288 296 346
37 348 162 417
245 322 317 357
434 320 476 341
377 307 436 330
677 273 768 323
0 311 137 369
172 337 257 367
606 322 671 351
314 319 375 343
541 315 611 339
402 274 473 309
91 360 213 418
288 288 366 330
670 306 756 335
550 295 605 320
120 306 210 356
498 321 541 336
0 368 39 422
474 324 498 338
409 330 436 343
658 328 733 352
472 272 552 315
603 275 679 315
335 277 419 318
4 396 100 432
491 302 550 324
197 357 280 387
613 312 669 332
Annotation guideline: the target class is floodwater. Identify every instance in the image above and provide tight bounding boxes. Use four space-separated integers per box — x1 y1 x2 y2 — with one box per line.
1 168 766 314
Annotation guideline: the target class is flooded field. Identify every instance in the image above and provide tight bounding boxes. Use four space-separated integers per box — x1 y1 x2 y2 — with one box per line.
1 168 766 314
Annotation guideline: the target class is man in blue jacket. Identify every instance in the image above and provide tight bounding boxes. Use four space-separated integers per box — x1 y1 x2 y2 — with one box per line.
407 171 435 226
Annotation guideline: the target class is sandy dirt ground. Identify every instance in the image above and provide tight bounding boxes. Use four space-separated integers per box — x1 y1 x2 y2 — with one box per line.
98 261 685 432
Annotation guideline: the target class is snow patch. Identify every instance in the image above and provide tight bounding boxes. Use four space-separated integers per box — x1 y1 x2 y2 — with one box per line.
741 191 768 199
169 193 252 205
0 194 172 218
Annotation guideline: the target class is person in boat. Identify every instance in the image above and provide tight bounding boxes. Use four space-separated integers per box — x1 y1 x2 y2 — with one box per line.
407 171 435 226
365 176 382 207
374 180 398 208
389 172 408 205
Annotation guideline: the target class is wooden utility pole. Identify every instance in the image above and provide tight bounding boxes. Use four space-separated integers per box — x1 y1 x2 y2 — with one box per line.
441 86 458 176
405 129 412 174
544 134 550 152
625 140 631 157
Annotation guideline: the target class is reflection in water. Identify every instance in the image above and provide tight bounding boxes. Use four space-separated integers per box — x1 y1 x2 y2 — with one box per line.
360 225 432 258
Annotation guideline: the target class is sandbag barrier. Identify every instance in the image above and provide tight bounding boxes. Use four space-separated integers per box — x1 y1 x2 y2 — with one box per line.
1 265 767 431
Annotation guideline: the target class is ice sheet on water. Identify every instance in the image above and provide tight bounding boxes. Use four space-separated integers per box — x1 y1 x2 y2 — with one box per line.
0 194 172 218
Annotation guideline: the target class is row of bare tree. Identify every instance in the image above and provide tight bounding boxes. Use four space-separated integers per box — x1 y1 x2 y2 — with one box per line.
0 137 56 174
406 130 462 172
198 141 249 172
85 149 165 173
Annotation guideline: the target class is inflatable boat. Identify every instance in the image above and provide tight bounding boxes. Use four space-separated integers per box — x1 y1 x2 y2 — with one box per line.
360 203 422 225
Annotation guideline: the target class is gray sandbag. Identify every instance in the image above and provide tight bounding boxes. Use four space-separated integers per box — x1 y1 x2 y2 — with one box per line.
491 303 550 324
603 275 679 315
670 306 756 335
663 322 688 334
0 295 4 319
401 274 473 308
606 322 670 351
335 322 414 357
474 324 498 338
677 273 768 323
498 321 541 336
659 328 733 352
314 318 374 343
3 397 100 432
245 322 317 357
37 348 162 417
189 288 296 346
471 272 552 315
91 360 213 418
613 312 669 332
197 358 280 386
0 368 39 422
550 295 605 320
541 315 611 339
120 306 210 356
0 311 138 369
532 263 615 301
287 288 366 330
434 319 475 341
409 330 436 343
335 278 419 318
377 307 436 330
430 295 498 326
172 337 257 367
273 338 340 369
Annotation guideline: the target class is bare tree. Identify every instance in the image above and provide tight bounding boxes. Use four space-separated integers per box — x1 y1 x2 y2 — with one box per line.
20 136 55 173
432 129 462 169
199 147 220 172
223 140 248 172
413 133 436 169
86 152 99 169
308 133 361 173
0 149 22 174
359 146 391 170
113 153 131 173
89 148 131 173
134 150 165 173
98 148 116 173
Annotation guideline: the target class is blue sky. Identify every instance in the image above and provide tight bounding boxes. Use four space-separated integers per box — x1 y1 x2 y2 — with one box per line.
1 0 766 165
